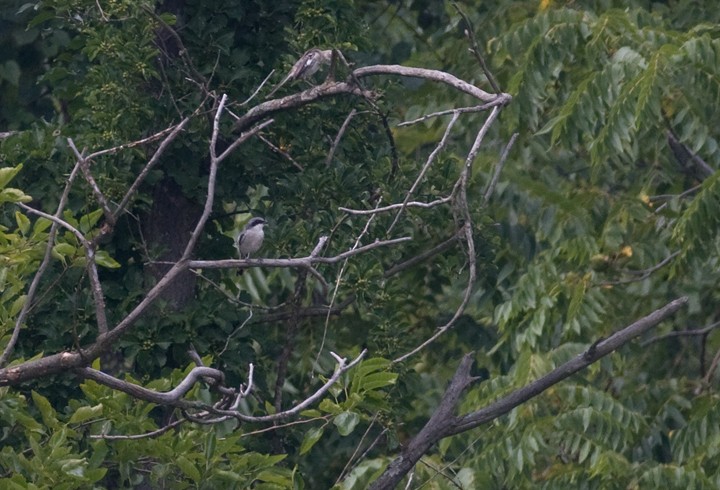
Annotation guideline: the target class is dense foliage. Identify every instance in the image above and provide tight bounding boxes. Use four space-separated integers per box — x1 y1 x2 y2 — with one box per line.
1 0 719 488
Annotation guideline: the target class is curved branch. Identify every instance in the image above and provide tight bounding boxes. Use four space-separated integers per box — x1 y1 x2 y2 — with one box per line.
233 64 511 133
77 366 224 405
354 65 501 103
215 350 366 423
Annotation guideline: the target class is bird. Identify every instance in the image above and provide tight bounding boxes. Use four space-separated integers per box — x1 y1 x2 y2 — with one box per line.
267 48 333 98
235 217 266 274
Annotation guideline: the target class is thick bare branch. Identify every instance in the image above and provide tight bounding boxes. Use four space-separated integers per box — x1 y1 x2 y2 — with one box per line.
233 64 511 134
188 236 412 272
370 297 689 489
77 366 225 405
353 65 503 103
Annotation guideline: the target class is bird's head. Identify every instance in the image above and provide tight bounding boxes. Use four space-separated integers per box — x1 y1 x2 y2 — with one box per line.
246 217 266 229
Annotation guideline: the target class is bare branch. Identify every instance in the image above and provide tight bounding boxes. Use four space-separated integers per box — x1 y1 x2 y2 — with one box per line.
339 197 452 215
240 69 276 106
113 117 190 219
77 366 224 405
233 64 511 134
599 251 680 286
0 161 83 367
394 107 501 364
18 203 88 246
17 202 109 335
326 109 360 166
89 419 185 440
217 310 253 358
257 133 304 171
87 123 187 160
452 3 501 93
353 65 503 103
642 320 720 347
453 297 689 433
384 231 462 278
388 111 460 234
188 236 412 272
319 204 381 362
233 81 375 133
217 118 274 164
67 139 115 225
483 132 517 203
0 131 18 139
371 297 689 489
398 102 502 127
208 350 366 424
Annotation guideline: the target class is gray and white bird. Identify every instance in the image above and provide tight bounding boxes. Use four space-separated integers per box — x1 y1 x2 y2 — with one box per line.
267 48 333 98
235 217 266 259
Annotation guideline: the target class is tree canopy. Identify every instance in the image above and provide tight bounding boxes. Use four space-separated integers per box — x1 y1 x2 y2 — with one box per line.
1 0 719 488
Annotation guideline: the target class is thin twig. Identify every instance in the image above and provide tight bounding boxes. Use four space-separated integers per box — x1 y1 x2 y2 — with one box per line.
90 419 185 440
0 161 84 366
339 196 452 215
384 231 462 278
398 102 501 127
452 2 501 93
642 320 720 347
326 109 359 166
217 310 254 358
599 252 680 286
240 69 276 106
394 107 501 364
318 203 381 363
388 112 460 234
483 132 517 203
113 117 191 219
257 133 304 171
67 139 115 224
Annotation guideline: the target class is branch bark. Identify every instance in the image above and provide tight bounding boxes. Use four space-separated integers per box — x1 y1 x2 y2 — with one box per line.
370 296 688 489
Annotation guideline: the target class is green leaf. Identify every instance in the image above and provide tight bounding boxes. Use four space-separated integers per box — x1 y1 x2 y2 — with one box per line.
94 250 121 269
31 390 59 430
356 372 398 392
14 211 30 235
334 411 360 436
0 165 23 189
0 188 32 203
79 208 104 234
176 455 201 483
32 217 52 236
53 242 76 259
255 469 292 485
9 294 26 317
299 426 324 455
318 399 341 414
27 9 54 28
69 404 104 424
205 431 216 461
0 61 21 86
